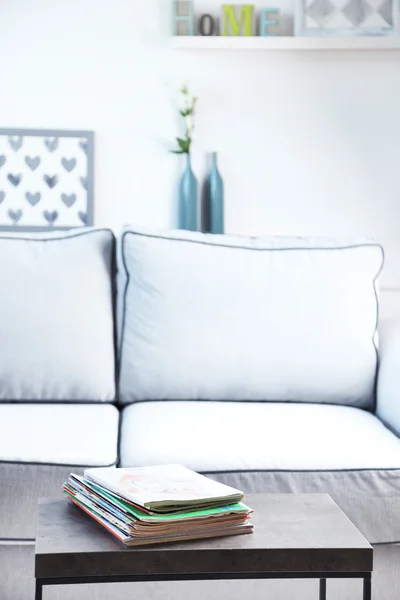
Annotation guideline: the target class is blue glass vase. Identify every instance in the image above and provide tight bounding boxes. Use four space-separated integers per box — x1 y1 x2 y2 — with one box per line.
206 152 224 234
178 153 198 231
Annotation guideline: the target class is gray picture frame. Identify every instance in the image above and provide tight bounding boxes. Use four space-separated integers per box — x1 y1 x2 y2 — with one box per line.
0 128 94 232
295 0 400 37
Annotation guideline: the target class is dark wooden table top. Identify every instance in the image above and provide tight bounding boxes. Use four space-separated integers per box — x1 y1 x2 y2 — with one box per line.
35 494 372 580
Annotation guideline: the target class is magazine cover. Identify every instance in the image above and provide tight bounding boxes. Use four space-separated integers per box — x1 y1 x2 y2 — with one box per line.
84 464 244 509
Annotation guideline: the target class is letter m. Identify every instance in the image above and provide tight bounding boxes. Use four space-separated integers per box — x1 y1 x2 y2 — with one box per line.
222 5 254 36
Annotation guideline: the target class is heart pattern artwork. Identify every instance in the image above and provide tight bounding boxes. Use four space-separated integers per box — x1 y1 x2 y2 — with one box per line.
44 137 59 152
8 136 23 152
44 210 58 225
25 156 41 171
44 174 58 189
0 131 92 229
61 157 76 172
8 209 22 224
25 192 41 206
61 193 76 208
8 173 22 187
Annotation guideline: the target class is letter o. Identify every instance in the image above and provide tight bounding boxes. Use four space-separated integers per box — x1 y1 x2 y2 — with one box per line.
199 14 215 36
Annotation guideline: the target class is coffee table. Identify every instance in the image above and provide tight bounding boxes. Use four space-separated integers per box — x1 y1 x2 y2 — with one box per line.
35 494 372 600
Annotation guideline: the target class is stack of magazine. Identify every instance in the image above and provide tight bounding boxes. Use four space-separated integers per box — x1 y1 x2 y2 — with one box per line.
63 464 253 546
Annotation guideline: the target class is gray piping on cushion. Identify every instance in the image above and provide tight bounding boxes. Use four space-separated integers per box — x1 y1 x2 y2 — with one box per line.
0 228 113 243
200 467 400 474
118 398 381 409
0 400 116 405
2 462 399 473
118 231 384 407
0 460 118 468
372 246 385 412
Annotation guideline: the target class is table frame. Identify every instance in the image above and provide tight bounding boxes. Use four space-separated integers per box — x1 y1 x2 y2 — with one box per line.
35 570 372 600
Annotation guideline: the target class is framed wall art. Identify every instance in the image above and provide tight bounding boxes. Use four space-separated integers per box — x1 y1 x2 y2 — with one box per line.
0 128 94 231
295 0 400 36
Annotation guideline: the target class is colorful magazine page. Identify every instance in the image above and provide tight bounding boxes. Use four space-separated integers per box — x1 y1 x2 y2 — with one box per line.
64 482 132 524
66 492 253 547
66 495 130 543
83 464 244 510
65 485 250 536
70 474 251 522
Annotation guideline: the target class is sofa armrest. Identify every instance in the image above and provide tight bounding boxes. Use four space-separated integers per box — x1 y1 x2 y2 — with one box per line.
376 319 400 437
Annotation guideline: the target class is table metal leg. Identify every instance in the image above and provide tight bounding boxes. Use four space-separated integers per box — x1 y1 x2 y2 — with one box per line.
319 578 326 600
35 579 42 600
363 575 372 600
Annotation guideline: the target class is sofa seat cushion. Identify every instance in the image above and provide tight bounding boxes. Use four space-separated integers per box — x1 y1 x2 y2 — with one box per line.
0 404 119 465
0 228 116 402
117 227 383 409
120 401 400 471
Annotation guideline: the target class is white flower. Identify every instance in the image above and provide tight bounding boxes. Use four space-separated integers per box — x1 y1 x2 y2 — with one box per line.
185 116 194 132
179 94 191 112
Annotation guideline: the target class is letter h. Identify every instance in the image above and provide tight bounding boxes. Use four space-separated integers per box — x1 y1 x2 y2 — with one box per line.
172 1 195 36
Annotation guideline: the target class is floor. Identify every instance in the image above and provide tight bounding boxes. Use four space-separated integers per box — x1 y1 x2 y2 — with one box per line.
1 543 399 600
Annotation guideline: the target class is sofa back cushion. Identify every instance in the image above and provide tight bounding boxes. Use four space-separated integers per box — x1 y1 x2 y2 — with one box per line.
117 227 384 409
0 228 116 402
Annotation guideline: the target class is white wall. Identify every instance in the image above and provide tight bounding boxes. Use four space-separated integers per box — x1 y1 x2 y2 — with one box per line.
1 0 400 313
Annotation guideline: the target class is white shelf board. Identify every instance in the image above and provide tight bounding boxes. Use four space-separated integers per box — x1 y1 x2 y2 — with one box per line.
171 36 400 50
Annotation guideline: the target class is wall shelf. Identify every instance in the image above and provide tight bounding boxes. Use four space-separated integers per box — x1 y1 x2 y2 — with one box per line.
171 36 400 51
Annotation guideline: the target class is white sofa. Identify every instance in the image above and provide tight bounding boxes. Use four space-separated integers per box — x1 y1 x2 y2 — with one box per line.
1 226 400 600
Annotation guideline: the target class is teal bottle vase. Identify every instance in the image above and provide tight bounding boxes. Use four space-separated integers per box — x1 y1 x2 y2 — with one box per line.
178 154 198 231
205 152 224 234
